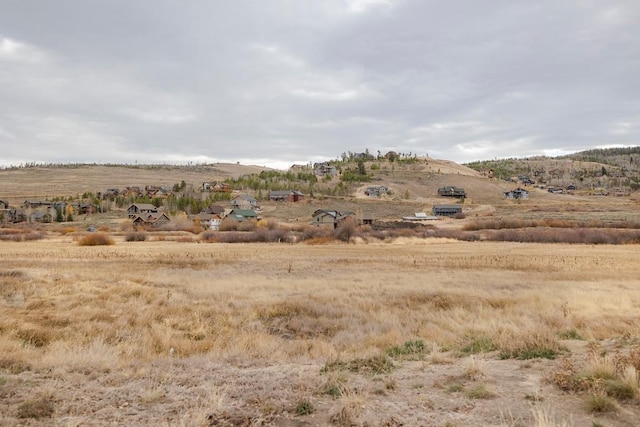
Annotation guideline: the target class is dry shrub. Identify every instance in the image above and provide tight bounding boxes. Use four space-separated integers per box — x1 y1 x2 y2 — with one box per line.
125 231 147 242
219 218 239 231
40 338 120 374
58 226 78 235
237 219 257 232
257 217 280 230
498 330 561 360
0 227 46 241
77 232 115 246
16 396 55 419
157 214 200 234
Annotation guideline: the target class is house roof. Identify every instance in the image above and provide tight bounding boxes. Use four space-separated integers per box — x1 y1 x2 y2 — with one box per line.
228 209 257 218
201 205 225 214
128 203 157 210
270 190 304 197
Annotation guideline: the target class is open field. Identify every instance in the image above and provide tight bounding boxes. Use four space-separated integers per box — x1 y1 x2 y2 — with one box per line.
1 239 640 426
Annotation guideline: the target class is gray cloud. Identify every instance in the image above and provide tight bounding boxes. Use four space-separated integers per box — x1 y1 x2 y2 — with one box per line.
1 0 638 169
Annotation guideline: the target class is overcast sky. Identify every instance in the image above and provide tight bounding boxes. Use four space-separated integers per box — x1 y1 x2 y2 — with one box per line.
1 1 638 169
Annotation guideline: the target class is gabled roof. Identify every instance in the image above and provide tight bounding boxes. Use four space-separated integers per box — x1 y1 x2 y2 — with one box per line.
128 203 157 210
228 209 257 218
312 209 340 219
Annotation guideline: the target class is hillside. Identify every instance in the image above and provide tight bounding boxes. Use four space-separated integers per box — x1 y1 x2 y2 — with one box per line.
0 163 271 205
1 152 640 227
465 146 640 191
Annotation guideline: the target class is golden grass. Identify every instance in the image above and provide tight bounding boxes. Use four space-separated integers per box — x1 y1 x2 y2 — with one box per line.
2 239 640 424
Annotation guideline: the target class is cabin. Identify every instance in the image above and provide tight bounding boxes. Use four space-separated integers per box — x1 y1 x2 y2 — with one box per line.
269 190 304 202
437 186 466 198
432 205 462 217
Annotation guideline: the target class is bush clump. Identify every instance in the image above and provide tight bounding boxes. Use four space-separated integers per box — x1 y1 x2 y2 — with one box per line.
125 231 147 242
77 232 115 246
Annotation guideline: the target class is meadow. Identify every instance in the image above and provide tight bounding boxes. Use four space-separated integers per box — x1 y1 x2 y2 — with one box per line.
1 237 640 426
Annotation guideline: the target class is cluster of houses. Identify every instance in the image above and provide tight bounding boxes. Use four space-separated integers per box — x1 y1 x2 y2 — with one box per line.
0 199 100 224
102 185 173 200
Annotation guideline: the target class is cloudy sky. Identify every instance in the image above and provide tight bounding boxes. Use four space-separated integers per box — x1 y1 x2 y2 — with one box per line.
1 1 638 169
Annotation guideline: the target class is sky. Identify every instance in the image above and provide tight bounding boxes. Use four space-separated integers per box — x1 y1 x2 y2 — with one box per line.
1 0 639 170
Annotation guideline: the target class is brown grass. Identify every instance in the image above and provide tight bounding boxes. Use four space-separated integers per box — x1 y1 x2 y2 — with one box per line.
1 240 640 425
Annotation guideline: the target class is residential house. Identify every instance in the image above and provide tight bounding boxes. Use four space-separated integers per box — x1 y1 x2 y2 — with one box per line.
225 209 258 221
127 203 159 218
102 188 120 200
132 212 171 228
314 162 338 177
437 186 466 198
504 188 529 199
311 209 355 229
23 200 53 209
432 205 462 217
0 200 9 209
230 195 259 210
121 186 143 198
201 205 226 216
192 212 223 230
364 186 388 197
78 203 98 215
269 190 304 202
31 211 53 223
202 181 232 193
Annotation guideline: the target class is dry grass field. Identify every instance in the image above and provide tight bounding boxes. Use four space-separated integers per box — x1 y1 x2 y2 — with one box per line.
1 237 640 426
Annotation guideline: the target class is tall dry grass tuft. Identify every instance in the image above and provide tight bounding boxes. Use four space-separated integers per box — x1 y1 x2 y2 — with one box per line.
77 232 115 246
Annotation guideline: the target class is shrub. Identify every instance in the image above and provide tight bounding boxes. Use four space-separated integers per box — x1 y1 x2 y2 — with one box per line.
461 336 497 355
16 396 55 419
77 232 115 246
585 393 616 413
237 219 257 232
387 339 426 357
125 231 147 242
295 399 314 416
